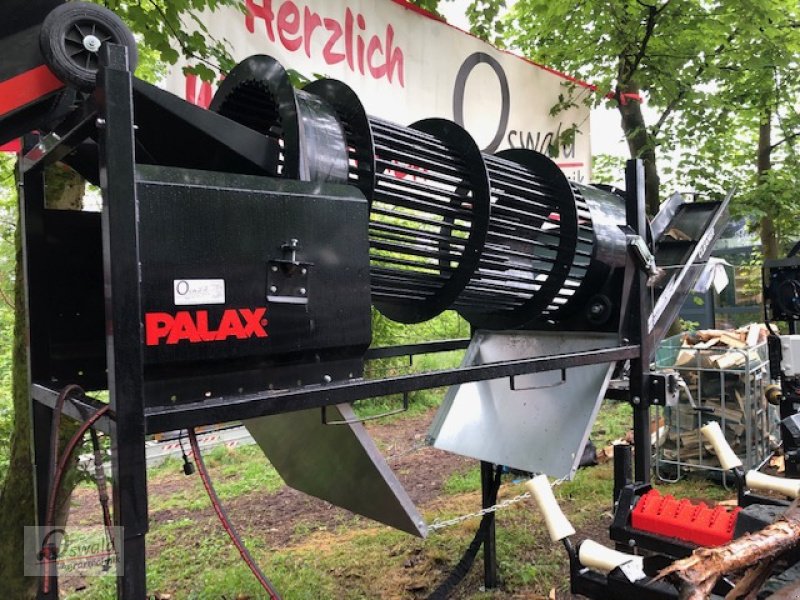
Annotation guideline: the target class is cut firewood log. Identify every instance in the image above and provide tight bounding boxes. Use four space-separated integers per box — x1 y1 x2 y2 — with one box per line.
696 329 738 342
745 324 761 348
659 500 800 600
719 334 748 349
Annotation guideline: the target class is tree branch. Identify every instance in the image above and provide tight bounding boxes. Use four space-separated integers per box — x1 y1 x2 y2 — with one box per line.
145 0 225 73
769 130 800 152
627 1 664 78
652 28 737 136
0 287 14 310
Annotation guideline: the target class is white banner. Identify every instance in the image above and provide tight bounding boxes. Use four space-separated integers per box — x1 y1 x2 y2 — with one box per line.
164 0 594 182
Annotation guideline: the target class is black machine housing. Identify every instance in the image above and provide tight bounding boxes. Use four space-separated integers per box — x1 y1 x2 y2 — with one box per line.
29 164 372 408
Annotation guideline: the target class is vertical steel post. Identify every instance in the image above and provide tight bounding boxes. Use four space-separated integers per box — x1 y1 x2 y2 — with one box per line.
20 138 60 599
613 443 633 504
95 44 148 599
625 159 652 484
481 460 498 589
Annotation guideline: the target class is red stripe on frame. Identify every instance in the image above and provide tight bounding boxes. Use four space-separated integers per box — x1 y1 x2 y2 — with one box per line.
0 139 21 153
0 65 64 117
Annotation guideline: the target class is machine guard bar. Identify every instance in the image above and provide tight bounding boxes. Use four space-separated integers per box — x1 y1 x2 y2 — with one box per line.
144 344 640 433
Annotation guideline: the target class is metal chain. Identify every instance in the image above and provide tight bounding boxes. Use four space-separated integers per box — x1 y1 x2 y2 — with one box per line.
385 438 429 463
428 475 568 532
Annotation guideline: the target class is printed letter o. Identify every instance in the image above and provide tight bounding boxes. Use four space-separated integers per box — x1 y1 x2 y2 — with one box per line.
452 52 510 154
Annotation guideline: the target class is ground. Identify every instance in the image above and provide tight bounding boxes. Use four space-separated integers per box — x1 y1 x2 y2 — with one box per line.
62 401 733 599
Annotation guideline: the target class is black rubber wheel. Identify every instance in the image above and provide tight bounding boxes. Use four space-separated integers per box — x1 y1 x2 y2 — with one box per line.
40 2 138 91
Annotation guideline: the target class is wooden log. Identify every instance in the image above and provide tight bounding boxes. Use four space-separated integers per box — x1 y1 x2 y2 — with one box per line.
696 329 737 342
768 578 800 599
659 500 800 599
719 334 748 349
745 324 760 348
724 557 775 599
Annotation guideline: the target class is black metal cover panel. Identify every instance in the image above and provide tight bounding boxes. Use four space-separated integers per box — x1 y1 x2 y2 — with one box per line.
135 166 372 406
0 0 61 42
32 209 106 389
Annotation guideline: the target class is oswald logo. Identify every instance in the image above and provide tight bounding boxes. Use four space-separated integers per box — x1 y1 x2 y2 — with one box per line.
145 308 268 346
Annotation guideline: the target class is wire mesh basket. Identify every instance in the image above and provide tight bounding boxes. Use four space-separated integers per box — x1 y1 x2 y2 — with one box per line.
653 332 777 486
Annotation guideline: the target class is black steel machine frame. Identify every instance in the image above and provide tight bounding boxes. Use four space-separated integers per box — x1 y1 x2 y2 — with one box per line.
21 45 671 599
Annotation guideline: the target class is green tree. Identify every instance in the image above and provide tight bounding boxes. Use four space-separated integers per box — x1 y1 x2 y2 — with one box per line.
500 0 800 229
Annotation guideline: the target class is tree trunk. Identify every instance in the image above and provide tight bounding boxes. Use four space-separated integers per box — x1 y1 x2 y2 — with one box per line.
0 163 84 597
757 114 778 260
617 80 661 216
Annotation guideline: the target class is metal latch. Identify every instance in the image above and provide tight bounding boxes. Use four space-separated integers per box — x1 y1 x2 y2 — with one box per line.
627 234 659 277
267 238 313 304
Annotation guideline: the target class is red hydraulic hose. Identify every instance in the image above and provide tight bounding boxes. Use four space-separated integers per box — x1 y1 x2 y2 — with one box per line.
188 428 282 600
41 403 111 594
48 384 84 490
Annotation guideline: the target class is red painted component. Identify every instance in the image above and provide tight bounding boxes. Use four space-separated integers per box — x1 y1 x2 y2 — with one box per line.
0 139 21 153
631 489 740 547
0 64 64 118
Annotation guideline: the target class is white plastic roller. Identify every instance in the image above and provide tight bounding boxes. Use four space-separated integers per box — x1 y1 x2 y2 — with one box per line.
746 470 800 499
525 474 575 542
700 421 743 471
577 539 644 573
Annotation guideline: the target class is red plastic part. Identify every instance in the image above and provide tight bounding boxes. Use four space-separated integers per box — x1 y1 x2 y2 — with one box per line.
631 489 740 547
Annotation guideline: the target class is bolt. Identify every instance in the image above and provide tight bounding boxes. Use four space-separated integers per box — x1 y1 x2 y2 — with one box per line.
628 539 636 548
269 285 277 293
323 375 332 383
95 118 106 129
271 265 278 272
589 302 603 315
83 34 102 52
301 267 307 275
632 396 641 405
299 287 307 295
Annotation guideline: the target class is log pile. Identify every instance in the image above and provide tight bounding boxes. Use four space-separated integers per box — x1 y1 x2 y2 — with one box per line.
658 325 772 471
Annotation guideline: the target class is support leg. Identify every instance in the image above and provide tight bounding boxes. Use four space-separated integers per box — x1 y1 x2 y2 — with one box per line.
625 159 652 485
96 44 149 599
32 400 58 600
481 461 497 589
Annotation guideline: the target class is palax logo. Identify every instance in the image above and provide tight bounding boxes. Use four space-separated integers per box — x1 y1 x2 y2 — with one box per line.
145 308 268 346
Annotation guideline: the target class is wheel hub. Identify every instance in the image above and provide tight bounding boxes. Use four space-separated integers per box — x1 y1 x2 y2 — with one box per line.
83 34 102 53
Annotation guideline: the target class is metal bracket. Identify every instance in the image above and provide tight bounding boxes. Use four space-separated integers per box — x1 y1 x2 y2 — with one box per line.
648 372 678 407
627 234 659 277
267 259 312 304
321 393 409 425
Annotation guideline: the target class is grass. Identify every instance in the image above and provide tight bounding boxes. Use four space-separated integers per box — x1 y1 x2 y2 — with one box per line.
442 466 482 495
592 399 633 444
148 445 284 513
354 349 464 421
